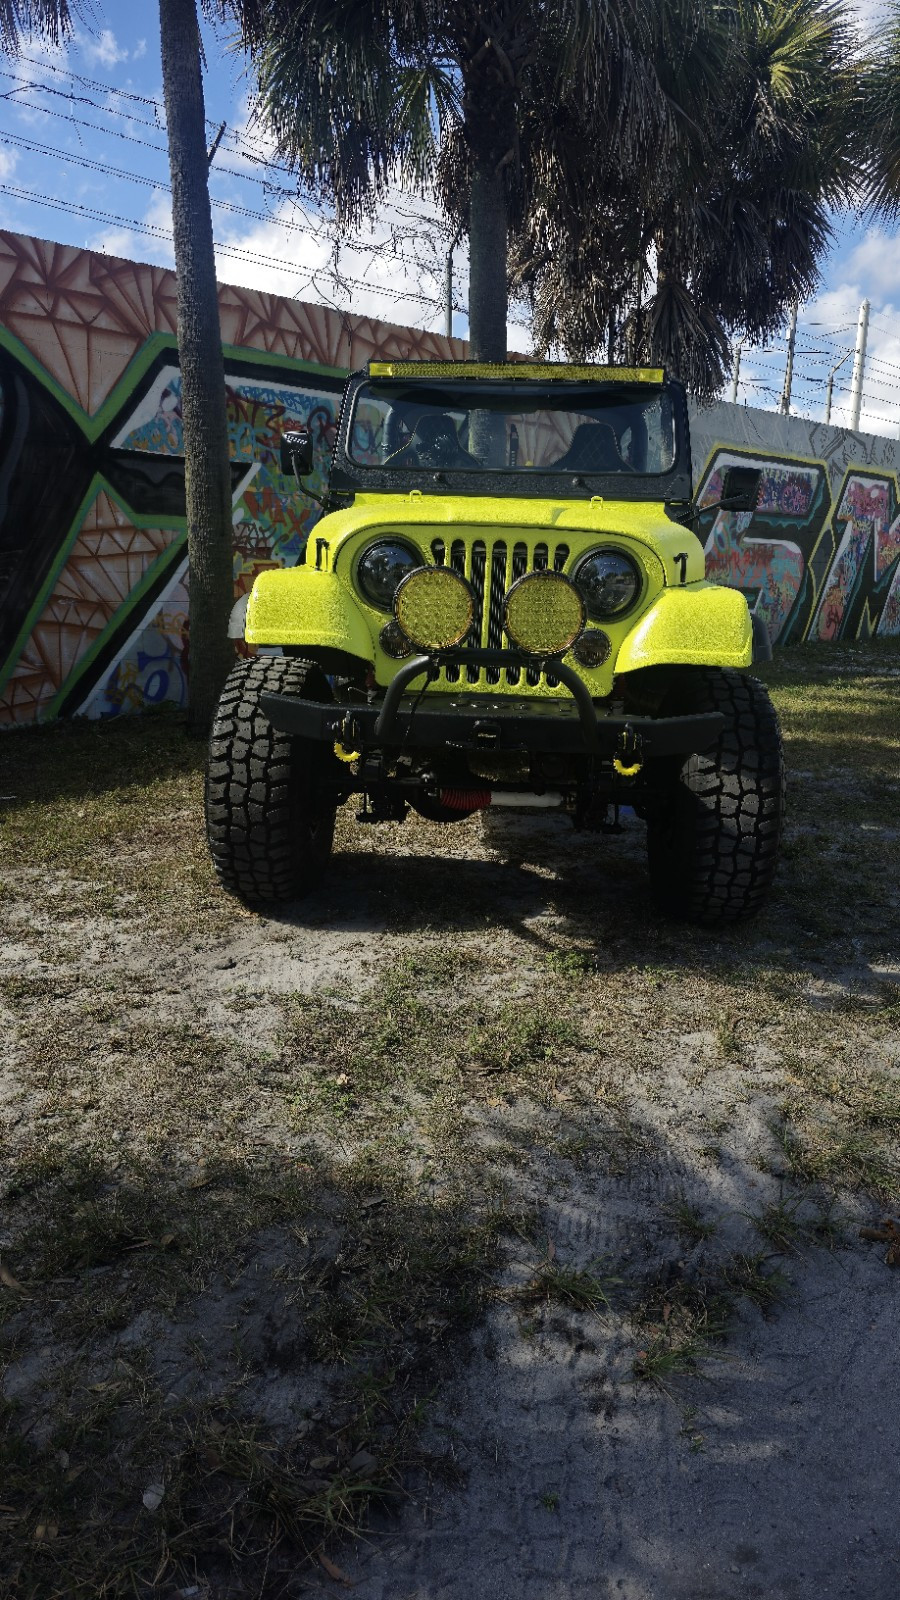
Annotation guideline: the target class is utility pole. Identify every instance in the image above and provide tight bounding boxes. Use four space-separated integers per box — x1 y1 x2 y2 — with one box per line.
824 349 852 426
848 298 870 432
206 120 226 167
780 303 798 414
729 339 744 404
444 221 464 340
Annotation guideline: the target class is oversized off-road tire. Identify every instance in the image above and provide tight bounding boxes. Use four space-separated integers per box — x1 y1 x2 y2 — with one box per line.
646 668 784 925
206 656 339 904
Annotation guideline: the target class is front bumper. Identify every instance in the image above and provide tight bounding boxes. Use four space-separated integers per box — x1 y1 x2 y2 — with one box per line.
261 649 724 759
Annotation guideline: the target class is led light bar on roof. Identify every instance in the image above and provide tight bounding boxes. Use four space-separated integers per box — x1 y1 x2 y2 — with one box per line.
368 360 666 383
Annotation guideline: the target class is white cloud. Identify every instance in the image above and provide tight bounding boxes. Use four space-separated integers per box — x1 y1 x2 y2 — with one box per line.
841 227 900 302
0 149 19 181
84 183 457 333
78 29 130 69
133 39 147 62
89 190 175 270
852 0 893 31
201 176 463 334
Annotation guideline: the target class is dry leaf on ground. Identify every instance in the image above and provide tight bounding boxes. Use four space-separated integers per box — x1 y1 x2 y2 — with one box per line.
318 1551 355 1585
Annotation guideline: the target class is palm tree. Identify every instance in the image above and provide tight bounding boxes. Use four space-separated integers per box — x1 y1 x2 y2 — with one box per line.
158 0 236 734
857 3 900 219
245 0 705 363
2 0 264 732
514 0 858 398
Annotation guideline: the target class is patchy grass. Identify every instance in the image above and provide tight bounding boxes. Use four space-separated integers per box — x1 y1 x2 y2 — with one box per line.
665 1194 719 1245
0 1147 504 1599
522 1253 619 1313
632 1250 786 1388
0 710 230 941
1 638 899 1591
750 1194 841 1254
771 1047 900 1200
632 1283 732 1386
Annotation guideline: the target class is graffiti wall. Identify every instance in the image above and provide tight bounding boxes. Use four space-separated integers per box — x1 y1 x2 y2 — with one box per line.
689 400 900 644
0 230 465 726
0 229 896 728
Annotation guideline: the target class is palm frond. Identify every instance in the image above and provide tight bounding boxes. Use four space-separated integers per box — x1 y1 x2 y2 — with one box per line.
0 0 76 51
856 2 900 219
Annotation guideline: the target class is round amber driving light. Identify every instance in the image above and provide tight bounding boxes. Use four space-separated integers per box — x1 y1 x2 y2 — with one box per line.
503 569 585 656
393 565 474 651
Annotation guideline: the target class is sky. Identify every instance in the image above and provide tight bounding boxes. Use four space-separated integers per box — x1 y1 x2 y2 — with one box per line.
0 0 898 436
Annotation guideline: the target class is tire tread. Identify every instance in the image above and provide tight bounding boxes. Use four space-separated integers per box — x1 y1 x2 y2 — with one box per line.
205 656 337 904
647 668 785 925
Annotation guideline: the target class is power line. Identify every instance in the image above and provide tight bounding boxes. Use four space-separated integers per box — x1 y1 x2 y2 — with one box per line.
0 181 448 308
0 175 538 331
12 50 172 113
0 124 449 272
0 60 451 232
0 90 461 268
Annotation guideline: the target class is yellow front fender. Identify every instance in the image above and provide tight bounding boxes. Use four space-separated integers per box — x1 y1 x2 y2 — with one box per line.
616 583 752 672
245 567 374 660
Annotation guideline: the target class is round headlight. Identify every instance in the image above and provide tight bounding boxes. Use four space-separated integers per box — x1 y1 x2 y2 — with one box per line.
574 549 641 619
356 539 421 610
394 565 474 651
503 569 585 656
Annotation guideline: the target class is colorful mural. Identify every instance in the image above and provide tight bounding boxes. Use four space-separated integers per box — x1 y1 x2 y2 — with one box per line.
0 229 466 726
0 228 897 728
694 443 900 644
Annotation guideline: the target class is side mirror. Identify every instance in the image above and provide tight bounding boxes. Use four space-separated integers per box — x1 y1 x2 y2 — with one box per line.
720 465 760 512
280 427 314 478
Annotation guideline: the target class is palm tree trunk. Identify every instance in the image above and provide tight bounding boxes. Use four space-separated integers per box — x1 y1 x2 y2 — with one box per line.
468 156 508 361
159 0 235 734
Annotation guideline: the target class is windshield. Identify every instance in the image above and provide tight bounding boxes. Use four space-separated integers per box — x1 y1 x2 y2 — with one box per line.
347 381 677 477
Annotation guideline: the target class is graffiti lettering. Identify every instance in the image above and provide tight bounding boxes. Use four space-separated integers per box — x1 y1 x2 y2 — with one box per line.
696 450 900 643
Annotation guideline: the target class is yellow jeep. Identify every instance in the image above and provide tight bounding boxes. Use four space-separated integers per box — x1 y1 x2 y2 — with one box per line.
206 361 783 924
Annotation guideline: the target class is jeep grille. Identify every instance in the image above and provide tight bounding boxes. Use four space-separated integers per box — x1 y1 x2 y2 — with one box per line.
430 537 570 686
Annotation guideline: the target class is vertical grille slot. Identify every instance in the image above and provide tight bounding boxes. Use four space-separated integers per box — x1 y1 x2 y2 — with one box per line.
438 544 464 681
525 540 542 683
547 544 571 683
431 537 446 565
505 541 529 685
467 540 487 681
441 540 468 681
485 541 508 683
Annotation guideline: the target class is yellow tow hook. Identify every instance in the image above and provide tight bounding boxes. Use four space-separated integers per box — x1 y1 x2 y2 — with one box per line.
613 723 644 779
334 712 361 764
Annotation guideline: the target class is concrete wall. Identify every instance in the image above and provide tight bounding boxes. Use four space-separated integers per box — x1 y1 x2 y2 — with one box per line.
689 400 900 644
0 229 896 727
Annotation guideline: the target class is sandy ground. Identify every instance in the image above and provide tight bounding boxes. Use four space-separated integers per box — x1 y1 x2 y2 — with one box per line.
235 815 900 1600
1 650 899 1598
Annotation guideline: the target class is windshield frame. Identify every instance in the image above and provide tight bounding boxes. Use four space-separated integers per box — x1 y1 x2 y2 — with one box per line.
330 371 693 503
